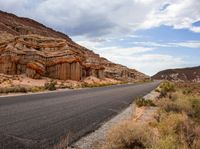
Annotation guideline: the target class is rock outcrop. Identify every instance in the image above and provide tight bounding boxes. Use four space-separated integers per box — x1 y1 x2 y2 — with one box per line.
152 66 200 82
0 10 72 41
0 10 148 82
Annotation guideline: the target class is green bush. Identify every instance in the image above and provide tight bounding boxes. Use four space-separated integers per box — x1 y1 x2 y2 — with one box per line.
160 81 176 92
135 98 156 107
44 80 57 91
159 81 176 97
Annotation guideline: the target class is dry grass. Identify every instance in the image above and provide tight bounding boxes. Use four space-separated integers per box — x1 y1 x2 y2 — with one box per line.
101 121 156 149
0 85 29 94
81 82 117 88
101 81 200 149
176 82 200 95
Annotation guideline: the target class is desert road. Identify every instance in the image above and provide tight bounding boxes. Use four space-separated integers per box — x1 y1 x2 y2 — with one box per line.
0 81 160 149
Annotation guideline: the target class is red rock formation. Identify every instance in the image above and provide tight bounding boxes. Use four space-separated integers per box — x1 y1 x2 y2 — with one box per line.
26 62 45 79
0 10 148 82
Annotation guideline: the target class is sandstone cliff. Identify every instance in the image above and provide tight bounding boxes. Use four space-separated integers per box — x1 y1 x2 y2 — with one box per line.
152 66 200 82
0 10 148 82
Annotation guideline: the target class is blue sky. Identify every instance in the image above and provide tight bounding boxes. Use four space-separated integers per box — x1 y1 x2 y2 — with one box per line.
0 0 200 75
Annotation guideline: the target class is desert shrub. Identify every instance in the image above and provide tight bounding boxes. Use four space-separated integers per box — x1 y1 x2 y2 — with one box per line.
135 98 156 107
163 100 191 114
163 102 183 113
157 112 200 148
31 86 46 92
0 86 29 94
44 80 57 91
102 122 155 149
160 81 176 92
178 116 200 148
183 88 193 95
155 135 180 149
158 113 185 137
155 88 160 93
190 98 200 123
81 83 115 88
58 83 74 89
159 81 176 97
158 91 192 115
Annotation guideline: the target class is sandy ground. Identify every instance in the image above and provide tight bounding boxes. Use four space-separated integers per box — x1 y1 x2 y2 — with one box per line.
0 74 120 93
0 74 49 88
0 74 122 98
69 90 160 149
83 76 120 84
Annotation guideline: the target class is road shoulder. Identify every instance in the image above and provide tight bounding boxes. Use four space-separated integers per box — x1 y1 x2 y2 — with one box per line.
69 90 159 149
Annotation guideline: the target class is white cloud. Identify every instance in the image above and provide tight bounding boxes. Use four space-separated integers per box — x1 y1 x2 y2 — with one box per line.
75 39 196 75
102 50 185 76
93 46 185 75
1 0 200 37
0 0 198 75
171 41 200 48
140 0 200 32
96 47 155 56
132 41 200 48
129 54 185 76
133 41 170 47
190 26 200 33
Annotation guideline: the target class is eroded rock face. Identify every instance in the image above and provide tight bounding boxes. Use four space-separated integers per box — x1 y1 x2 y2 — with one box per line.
0 10 148 82
0 34 95 81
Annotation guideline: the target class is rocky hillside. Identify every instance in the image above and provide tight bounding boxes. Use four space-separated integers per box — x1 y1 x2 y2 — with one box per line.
152 66 200 82
0 10 148 82
0 10 72 41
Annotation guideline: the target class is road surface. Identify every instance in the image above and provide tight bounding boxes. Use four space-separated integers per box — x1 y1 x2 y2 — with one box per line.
0 81 160 149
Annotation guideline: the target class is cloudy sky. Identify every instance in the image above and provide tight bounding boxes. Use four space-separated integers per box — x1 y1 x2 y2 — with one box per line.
0 0 200 75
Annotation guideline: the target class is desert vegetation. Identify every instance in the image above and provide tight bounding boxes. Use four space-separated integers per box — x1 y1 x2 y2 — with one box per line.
135 97 155 107
81 82 117 88
44 80 57 91
0 74 120 95
101 81 200 149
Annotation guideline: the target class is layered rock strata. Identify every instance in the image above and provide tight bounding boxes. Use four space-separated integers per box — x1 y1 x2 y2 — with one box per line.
0 10 148 82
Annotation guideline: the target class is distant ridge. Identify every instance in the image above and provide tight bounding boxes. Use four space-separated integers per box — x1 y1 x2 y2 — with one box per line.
152 66 200 82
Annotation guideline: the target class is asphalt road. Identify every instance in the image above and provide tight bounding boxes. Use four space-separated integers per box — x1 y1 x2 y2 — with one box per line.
0 81 160 149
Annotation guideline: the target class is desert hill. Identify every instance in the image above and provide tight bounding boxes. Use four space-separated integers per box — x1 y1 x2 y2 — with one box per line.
0 10 72 41
152 66 200 82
